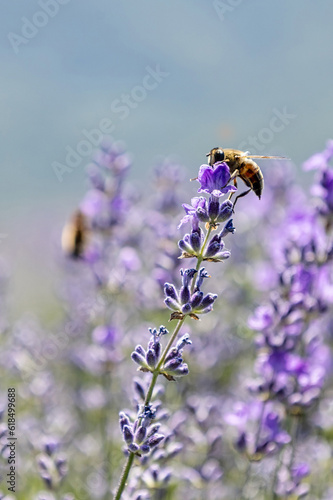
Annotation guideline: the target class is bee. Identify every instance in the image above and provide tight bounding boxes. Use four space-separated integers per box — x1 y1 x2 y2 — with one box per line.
207 147 288 206
61 210 89 259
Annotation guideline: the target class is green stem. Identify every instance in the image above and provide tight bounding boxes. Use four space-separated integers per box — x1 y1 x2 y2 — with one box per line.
113 319 185 500
240 400 266 499
271 414 300 500
199 225 213 260
288 414 300 469
113 452 135 500
145 318 185 404
113 224 214 499
191 224 213 294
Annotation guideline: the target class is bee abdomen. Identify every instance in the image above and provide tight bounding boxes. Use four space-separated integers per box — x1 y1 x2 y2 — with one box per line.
251 174 264 199
239 160 264 199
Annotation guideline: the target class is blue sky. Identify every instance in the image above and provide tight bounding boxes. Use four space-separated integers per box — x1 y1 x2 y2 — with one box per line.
2 1 333 211
1 0 333 314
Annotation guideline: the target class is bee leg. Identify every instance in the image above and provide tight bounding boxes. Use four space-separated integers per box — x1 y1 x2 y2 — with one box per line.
227 177 238 201
232 188 252 211
223 169 239 194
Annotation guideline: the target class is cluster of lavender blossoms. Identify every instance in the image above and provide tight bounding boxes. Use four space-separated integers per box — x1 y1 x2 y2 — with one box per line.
3 139 333 499
227 141 333 498
113 155 236 499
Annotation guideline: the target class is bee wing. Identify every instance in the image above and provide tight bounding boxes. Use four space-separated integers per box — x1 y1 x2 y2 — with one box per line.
244 155 290 160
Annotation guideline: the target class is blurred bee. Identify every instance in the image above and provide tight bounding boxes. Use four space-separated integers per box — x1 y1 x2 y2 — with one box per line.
207 147 288 205
61 210 89 259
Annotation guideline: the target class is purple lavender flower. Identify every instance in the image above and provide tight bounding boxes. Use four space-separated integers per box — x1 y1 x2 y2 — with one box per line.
303 139 333 172
225 143 333 498
36 443 68 491
225 401 290 460
275 463 310 497
164 268 217 320
119 409 165 456
303 140 333 218
131 326 191 381
178 197 207 229
197 162 237 198
113 145 239 499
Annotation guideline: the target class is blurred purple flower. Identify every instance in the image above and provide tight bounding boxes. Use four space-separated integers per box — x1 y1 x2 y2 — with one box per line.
303 139 333 171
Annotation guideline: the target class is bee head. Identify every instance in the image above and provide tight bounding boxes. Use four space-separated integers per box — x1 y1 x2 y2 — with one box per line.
207 147 224 166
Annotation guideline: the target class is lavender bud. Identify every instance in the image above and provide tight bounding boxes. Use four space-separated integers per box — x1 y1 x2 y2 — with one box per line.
141 416 153 428
180 285 191 305
55 456 68 478
134 379 146 401
163 357 183 371
119 412 130 431
190 230 201 252
146 423 161 438
217 200 233 221
146 349 156 368
135 345 146 357
134 491 151 500
0 425 6 440
209 233 222 244
197 207 209 222
164 347 179 363
178 237 188 250
208 196 219 219
166 442 183 459
164 297 181 312
140 444 151 454
195 268 210 290
151 465 160 481
181 268 197 287
159 326 168 336
37 455 50 472
176 333 192 350
43 438 59 456
41 472 53 489
122 425 134 445
148 434 165 449
131 351 148 368
154 341 161 360
178 238 195 255
168 364 189 377
181 303 192 314
190 290 203 309
134 426 147 444
128 443 140 453
140 405 157 427
162 471 172 485
199 293 218 310
220 218 235 237
214 250 231 261
148 328 158 342
154 449 166 461
204 240 221 258
164 283 178 300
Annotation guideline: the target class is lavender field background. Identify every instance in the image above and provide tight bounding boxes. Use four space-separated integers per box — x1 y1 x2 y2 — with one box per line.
1 2 333 499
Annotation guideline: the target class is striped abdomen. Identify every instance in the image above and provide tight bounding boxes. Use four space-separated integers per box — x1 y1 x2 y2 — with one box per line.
238 159 264 199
